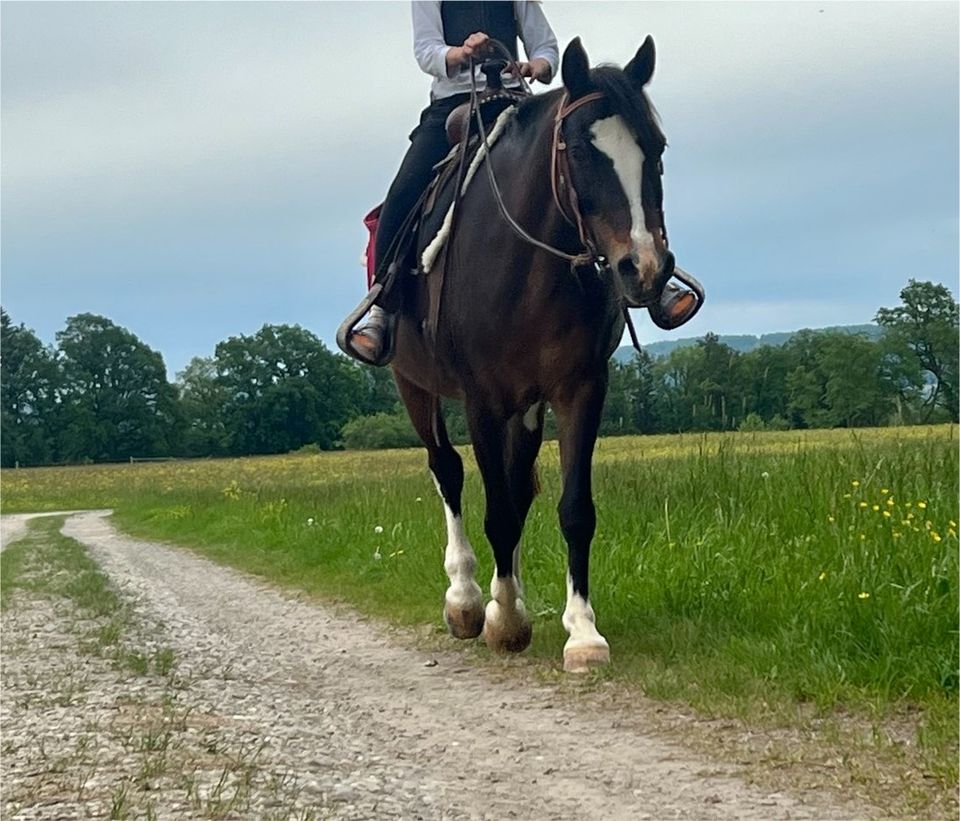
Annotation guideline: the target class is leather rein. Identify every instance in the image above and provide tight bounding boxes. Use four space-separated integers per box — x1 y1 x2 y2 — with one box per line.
470 73 649 353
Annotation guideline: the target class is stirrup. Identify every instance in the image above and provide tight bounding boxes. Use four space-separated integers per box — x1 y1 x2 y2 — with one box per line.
336 283 398 367
648 267 705 331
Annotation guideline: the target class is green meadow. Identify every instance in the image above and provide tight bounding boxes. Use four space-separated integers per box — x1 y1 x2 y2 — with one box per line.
3 426 957 805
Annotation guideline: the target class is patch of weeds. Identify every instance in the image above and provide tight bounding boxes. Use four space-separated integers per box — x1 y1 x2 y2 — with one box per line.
109 780 131 819
153 646 177 676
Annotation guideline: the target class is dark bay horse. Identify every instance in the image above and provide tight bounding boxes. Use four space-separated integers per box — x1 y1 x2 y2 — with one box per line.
391 36 673 673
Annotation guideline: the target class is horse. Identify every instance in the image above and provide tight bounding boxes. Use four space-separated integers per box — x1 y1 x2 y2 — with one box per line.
390 36 674 673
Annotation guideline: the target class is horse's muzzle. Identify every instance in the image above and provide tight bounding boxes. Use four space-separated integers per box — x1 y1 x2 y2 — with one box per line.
617 250 675 308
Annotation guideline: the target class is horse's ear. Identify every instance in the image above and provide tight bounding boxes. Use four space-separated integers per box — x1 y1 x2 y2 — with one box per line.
562 37 592 99
624 35 656 87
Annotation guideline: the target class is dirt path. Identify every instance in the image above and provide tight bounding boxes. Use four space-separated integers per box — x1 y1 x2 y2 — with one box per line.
3 511 877 819
0 511 85 549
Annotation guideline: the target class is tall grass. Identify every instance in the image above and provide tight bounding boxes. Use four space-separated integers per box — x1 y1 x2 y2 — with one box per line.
3 428 957 764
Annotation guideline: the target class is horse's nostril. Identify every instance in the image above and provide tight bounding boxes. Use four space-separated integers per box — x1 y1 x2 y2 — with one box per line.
616 256 637 277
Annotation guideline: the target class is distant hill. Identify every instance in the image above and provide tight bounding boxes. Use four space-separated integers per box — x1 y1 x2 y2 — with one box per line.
613 323 883 362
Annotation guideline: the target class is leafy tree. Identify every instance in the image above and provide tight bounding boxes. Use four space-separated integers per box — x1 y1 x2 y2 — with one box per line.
1 308 59 466
214 324 365 453
876 280 959 420
176 357 229 457
55 314 179 462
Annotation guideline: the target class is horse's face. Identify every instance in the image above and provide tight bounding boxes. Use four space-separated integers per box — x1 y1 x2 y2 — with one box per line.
561 37 672 308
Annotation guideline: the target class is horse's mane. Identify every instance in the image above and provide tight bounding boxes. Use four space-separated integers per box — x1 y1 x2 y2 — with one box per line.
515 65 667 153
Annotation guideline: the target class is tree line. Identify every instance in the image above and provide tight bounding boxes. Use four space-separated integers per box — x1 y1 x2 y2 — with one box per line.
2 280 956 466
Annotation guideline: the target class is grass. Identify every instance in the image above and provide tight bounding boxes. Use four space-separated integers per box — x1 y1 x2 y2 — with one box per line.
3 426 958 810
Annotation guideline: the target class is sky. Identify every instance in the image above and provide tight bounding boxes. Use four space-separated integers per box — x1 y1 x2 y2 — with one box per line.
2 1 958 379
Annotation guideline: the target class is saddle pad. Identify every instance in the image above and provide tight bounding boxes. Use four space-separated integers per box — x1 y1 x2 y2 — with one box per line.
419 105 518 274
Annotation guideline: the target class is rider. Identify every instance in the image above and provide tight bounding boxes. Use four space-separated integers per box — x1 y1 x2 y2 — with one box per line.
345 1 699 365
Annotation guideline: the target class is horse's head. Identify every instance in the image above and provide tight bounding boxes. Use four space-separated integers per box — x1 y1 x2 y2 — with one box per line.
558 36 672 308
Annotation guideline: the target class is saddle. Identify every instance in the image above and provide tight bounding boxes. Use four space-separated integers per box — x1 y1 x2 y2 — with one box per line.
336 61 529 366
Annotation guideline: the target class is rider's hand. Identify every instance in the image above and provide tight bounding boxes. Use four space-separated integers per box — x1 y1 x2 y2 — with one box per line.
446 31 491 74
518 58 552 83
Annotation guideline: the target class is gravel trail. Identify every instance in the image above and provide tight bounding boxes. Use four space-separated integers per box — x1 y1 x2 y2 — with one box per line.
4 511 876 819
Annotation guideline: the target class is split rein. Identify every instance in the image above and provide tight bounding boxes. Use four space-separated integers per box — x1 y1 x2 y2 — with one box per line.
467 56 603 268
465 52 646 353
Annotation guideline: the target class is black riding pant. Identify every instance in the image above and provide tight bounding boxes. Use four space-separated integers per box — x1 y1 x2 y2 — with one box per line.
373 93 469 285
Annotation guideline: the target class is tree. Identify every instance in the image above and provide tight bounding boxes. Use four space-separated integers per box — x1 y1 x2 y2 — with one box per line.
1 308 59 466
876 280 959 420
176 357 229 457
214 324 365 453
56 313 179 462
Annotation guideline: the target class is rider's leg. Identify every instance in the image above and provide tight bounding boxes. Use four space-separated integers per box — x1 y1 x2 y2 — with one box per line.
348 95 469 363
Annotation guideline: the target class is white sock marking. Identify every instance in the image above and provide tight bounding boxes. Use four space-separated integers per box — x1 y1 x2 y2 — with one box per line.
562 574 608 651
431 473 481 610
590 115 654 255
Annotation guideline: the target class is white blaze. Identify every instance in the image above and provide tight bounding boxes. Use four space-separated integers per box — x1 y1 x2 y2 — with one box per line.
590 115 653 253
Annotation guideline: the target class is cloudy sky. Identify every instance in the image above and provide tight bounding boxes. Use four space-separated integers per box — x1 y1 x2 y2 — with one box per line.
2 1 957 378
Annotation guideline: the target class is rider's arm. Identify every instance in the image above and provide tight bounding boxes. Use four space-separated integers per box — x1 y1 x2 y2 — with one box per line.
412 0 471 80
515 0 559 82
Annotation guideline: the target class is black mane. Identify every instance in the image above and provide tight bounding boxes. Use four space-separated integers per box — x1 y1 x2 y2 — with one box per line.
514 65 667 154
589 65 667 153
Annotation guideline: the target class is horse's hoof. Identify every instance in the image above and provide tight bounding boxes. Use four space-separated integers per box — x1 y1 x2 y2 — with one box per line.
563 641 610 673
482 600 532 654
444 601 485 639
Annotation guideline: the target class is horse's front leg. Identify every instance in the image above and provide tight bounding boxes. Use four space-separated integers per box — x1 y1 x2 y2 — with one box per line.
394 373 484 639
553 378 610 673
467 401 533 654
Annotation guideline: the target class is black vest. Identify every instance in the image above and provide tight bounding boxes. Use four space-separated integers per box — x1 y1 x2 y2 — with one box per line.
441 1 519 61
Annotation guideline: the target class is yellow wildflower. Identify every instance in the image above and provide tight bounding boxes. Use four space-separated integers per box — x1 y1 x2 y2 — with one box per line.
886 498 895 507
858 591 870 600
949 529 957 538
851 480 860 488
872 505 880 512
843 493 852 500
882 511 891 518
892 531 901 539
859 501 868 509
931 532 942 543
949 520 957 528
918 501 927 509
818 571 827 581
827 516 835 524
859 534 866 541
881 488 889 495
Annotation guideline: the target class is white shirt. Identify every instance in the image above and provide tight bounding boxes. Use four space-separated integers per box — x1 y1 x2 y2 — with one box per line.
412 1 560 100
